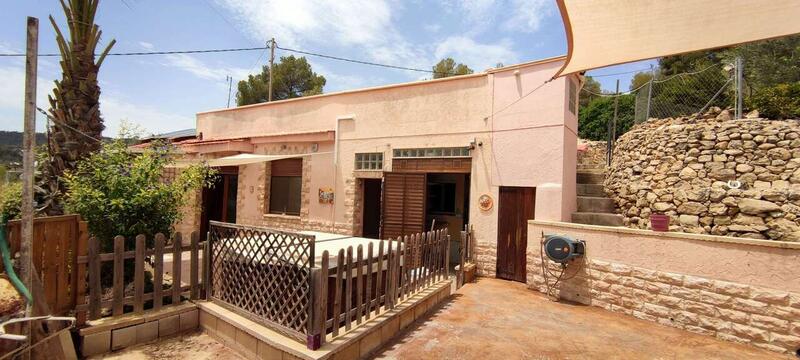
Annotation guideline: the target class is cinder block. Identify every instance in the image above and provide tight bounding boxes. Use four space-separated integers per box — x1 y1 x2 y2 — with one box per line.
399 309 414 330
333 342 359 360
216 320 237 345
158 314 180 338
235 329 258 358
199 310 217 331
111 325 137 351
381 316 400 343
135 321 159 344
257 341 282 359
359 327 382 357
179 309 199 331
81 331 111 357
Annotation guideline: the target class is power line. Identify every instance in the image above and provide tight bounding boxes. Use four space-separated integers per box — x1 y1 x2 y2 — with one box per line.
35 107 103 143
0 46 268 57
586 67 651 77
275 45 456 76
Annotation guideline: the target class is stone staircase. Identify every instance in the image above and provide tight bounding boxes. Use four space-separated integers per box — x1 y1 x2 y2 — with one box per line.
571 164 624 226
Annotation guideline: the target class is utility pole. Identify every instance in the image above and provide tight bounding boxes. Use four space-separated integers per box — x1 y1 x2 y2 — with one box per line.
268 38 275 102
226 75 233 108
21 16 38 318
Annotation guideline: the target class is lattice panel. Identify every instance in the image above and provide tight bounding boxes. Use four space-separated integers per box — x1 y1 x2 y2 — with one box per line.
209 221 315 336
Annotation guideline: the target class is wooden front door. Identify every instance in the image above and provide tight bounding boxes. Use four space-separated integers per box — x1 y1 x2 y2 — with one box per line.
381 172 426 239
496 187 535 282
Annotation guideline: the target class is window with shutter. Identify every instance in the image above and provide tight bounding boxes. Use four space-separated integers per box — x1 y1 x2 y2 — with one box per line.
269 158 303 215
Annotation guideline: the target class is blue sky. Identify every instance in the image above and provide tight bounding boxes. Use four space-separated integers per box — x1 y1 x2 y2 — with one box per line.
0 0 653 136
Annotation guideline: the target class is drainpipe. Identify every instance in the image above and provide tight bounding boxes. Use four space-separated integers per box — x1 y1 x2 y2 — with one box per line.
333 115 355 232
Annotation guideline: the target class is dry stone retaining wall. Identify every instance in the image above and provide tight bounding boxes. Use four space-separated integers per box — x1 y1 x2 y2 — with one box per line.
606 108 800 241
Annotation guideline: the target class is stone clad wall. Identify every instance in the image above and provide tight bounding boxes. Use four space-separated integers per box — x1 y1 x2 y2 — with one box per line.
606 108 800 241
527 221 800 355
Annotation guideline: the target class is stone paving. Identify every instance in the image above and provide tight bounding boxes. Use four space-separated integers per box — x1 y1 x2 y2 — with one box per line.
373 278 788 359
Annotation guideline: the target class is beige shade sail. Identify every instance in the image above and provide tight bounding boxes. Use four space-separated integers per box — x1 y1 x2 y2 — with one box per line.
168 152 331 168
554 0 800 78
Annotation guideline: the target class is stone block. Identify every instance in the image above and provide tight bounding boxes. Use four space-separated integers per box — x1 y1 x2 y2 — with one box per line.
333 342 360 360
82 331 111 357
656 272 684 286
730 298 769 313
730 323 769 342
135 321 159 344
111 325 137 351
655 295 682 308
751 342 789 354
750 288 790 305
749 314 789 332
158 314 180 338
360 327 383 357
682 276 713 290
235 329 258 358
641 303 671 318
399 309 414 330
715 332 750 345
180 309 199 331
682 300 716 317
713 281 750 297
381 316 400 343
717 308 750 324
257 341 283 359
199 310 217 331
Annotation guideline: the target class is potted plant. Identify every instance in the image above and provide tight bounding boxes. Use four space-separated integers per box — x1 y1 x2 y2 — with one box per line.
650 213 670 232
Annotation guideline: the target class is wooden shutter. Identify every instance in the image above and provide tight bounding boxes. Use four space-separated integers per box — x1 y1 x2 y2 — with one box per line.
271 158 302 176
381 172 426 239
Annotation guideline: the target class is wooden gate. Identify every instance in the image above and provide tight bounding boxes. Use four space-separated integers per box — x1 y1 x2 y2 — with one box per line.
4 215 88 319
496 187 535 282
380 172 426 239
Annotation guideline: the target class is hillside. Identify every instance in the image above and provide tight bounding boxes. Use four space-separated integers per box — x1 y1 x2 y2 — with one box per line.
0 131 47 165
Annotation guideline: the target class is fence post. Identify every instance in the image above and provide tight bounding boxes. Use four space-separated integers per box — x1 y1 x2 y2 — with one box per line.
154 234 165 310
204 235 211 300
190 232 199 300
735 56 743 119
134 235 145 313
645 64 655 121
307 267 322 350
87 236 101 320
172 233 182 305
74 220 89 325
112 236 125 316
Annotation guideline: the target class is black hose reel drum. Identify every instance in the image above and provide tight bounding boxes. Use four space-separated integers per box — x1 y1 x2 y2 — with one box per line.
544 234 585 263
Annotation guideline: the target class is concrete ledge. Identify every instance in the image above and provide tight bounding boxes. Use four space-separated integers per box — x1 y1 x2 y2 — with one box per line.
198 279 453 360
78 304 199 357
531 220 800 249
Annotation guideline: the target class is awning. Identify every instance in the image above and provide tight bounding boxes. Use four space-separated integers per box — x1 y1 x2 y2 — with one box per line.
554 0 800 78
169 152 331 168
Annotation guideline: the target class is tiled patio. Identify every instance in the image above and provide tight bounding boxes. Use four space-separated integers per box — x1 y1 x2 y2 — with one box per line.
372 278 786 359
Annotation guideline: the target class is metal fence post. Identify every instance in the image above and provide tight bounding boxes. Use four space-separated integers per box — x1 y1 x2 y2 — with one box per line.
735 57 743 119
645 64 655 121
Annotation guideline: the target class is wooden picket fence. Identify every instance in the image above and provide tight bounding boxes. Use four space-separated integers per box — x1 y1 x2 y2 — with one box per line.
457 224 475 288
307 229 450 349
4 215 88 320
75 232 207 320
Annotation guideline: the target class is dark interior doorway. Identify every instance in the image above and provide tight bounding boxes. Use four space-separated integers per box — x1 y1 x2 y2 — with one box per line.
361 178 383 239
200 167 238 240
496 186 535 283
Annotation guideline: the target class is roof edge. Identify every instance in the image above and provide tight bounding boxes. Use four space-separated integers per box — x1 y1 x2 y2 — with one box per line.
197 55 567 116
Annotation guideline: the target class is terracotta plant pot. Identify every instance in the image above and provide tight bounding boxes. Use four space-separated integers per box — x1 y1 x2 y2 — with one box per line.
650 214 670 232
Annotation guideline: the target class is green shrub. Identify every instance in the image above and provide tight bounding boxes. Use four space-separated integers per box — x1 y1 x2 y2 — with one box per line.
749 82 800 119
578 95 636 141
0 182 22 221
64 139 215 251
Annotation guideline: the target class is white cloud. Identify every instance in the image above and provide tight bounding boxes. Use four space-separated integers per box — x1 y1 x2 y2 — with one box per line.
138 41 154 50
162 53 250 83
0 65 53 132
100 95 195 137
435 36 518 72
213 0 393 48
501 0 551 33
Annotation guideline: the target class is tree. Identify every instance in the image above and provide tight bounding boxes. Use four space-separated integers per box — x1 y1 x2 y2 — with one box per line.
236 55 326 106
432 58 473 79
578 95 636 141
629 71 653 91
41 0 116 215
64 140 214 250
580 76 602 109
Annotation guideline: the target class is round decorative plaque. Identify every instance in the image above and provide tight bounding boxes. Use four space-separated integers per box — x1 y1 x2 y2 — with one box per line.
478 194 493 211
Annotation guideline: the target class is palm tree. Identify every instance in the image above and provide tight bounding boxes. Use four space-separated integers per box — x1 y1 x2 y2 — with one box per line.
40 0 115 214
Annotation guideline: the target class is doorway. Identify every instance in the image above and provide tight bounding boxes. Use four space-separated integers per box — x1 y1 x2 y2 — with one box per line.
361 178 382 239
496 186 535 282
200 167 238 240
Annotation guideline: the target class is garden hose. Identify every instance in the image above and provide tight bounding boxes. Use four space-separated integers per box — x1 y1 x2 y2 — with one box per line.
0 217 32 304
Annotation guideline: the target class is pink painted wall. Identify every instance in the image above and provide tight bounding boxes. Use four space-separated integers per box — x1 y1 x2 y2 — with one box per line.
190 58 579 252
529 221 800 293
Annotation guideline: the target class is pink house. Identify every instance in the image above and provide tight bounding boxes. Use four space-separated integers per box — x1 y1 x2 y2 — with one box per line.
175 56 579 282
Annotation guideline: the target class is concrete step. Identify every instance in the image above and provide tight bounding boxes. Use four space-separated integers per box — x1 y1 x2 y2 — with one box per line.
576 172 606 185
577 164 605 171
577 183 606 197
571 212 624 227
577 196 616 213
